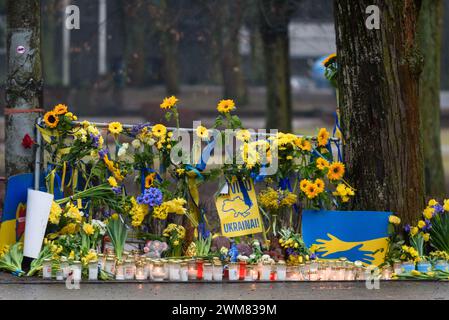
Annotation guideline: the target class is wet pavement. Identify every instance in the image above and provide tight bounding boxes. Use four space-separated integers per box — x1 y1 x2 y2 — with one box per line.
1 272 449 300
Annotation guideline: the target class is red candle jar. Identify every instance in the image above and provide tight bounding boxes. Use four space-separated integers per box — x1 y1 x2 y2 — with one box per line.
239 261 247 280
196 259 204 280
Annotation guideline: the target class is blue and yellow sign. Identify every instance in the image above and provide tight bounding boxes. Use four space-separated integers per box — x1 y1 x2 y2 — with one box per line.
216 178 263 238
302 210 391 266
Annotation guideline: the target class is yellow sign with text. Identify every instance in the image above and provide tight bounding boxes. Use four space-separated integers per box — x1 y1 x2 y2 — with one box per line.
216 178 263 238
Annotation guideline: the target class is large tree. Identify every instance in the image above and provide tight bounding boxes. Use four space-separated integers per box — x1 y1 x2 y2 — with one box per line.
334 0 425 224
258 0 295 132
417 0 446 197
5 0 42 178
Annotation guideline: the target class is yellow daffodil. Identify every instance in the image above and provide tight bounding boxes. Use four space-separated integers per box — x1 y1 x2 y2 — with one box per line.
443 199 449 212
82 223 94 235
388 215 401 225
107 176 118 188
49 201 62 225
410 227 419 236
428 199 438 207
418 220 426 229
423 207 434 220
423 233 430 242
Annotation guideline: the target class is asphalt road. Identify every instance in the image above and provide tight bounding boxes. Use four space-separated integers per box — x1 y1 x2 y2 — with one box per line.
1 280 449 300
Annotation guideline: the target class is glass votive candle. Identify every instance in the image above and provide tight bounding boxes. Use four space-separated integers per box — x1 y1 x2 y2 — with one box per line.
381 266 392 280
345 262 356 281
228 262 239 281
309 261 319 281
71 261 82 282
136 261 146 280
286 265 300 281
60 256 69 279
180 262 189 282
434 260 448 272
196 259 204 280
124 259 135 280
260 261 272 281
401 261 415 273
115 260 125 280
393 262 402 275
238 261 247 280
203 263 213 281
122 251 129 261
244 265 254 281
55 266 64 281
187 259 197 280
88 260 98 280
213 261 223 281
160 259 169 280
152 261 165 281
303 262 311 281
104 256 115 275
42 258 52 279
144 258 153 280
169 261 181 281
276 261 287 281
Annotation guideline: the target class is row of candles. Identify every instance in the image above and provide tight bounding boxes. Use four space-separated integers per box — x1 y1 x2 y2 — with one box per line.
42 251 449 282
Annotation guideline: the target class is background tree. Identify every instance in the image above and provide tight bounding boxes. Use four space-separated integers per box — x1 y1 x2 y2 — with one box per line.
41 0 58 86
417 0 447 197
258 0 297 132
334 0 425 224
5 0 42 178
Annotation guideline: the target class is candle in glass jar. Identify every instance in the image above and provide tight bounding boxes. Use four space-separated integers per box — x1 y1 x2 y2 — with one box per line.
136 261 146 280
228 263 239 281
55 266 64 281
115 261 125 280
180 262 189 282
124 259 135 280
287 265 300 281
152 262 165 281
196 259 204 280
244 265 254 281
71 261 82 282
97 254 105 271
60 256 69 279
169 261 181 281
238 261 247 280
276 261 287 281
42 258 52 279
145 258 153 280
187 259 197 280
309 261 319 281
260 261 272 281
104 257 115 275
88 260 98 281
203 263 213 281
213 261 223 281
393 262 402 275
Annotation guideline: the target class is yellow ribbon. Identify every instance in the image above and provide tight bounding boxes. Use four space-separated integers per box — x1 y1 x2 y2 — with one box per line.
60 162 67 193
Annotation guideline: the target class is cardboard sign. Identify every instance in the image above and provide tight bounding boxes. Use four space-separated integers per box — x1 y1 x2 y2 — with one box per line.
302 210 390 266
216 178 263 238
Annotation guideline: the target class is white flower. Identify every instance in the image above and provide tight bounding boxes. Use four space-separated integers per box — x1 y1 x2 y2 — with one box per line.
261 254 271 261
252 240 260 247
238 255 249 262
131 139 141 149
249 254 256 260
91 219 106 235
117 143 129 158
220 247 229 256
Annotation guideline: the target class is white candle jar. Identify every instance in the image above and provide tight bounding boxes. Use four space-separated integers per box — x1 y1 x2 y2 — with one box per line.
180 262 189 282
145 258 153 280
60 257 69 279
135 261 146 280
203 263 213 281
260 261 272 281
152 262 165 281
169 261 181 281
213 262 223 281
104 257 115 275
276 261 287 281
42 258 52 279
124 260 135 280
115 261 125 280
228 263 239 281
187 259 197 280
88 260 98 280
71 261 82 282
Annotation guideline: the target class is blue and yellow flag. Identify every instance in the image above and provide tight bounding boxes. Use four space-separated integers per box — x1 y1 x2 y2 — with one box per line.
302 210 391 266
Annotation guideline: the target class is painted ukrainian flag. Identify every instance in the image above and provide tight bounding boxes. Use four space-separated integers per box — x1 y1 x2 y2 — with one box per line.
0 174 34 248
302 210 391 266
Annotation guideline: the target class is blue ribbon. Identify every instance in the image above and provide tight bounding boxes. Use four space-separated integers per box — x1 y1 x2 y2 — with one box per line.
332 111 343 162
196 138 217 171
279 176 299 214
12 269 23 277
185 165 204 181
237 177 252 207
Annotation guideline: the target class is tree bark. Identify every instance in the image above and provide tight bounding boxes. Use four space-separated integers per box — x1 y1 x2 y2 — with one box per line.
5 0 42 178
417 0 446 197
42 0 58 86
259 0 292 132
334 0 425 224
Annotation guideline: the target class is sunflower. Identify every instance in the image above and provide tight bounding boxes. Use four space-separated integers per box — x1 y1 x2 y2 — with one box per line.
322 53 337 67
160 96 179 110
145 173 156 188
53 104 68 115
295 138 312 152
305 183 319 199
300 179 310 192
316 157 329 170
314 178 325 193
152 124 167 138
196 125 209 140
317 128 330 147
236 129 251 142
327 162 345 180
43 111 59 128
108 122 123 135
217 99 236 113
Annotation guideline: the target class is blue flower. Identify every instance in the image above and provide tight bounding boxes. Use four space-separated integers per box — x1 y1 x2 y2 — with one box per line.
422 219 432 232
228 244 239 262
310 253 317 260
198 222 210 240
112 186 122 195
433 204 444 214
138 187 163 207
404 224 411 233
98 148 108 158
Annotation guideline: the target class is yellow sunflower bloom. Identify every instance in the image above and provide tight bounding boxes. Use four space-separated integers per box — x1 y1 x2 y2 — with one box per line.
305 183 319 199
236 129 251 142
317 128 330 147
44 111 59 128
295 138 312 152
217 99 236 113
300 179 310 192
152 124 167 138
327 162 345 180
322 53 337 67
53 104 68 115
108 122 123 135
316 157 329 170
196 125 209 140
160 96 179 109
145 173 156 188
314 178 325 193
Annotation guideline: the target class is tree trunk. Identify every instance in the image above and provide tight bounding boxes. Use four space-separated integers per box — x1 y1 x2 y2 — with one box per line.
417 0 446 197
217 0 248 105
334 0 425 224
259 0 292 132
5 0 42 178
42 0 58 86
